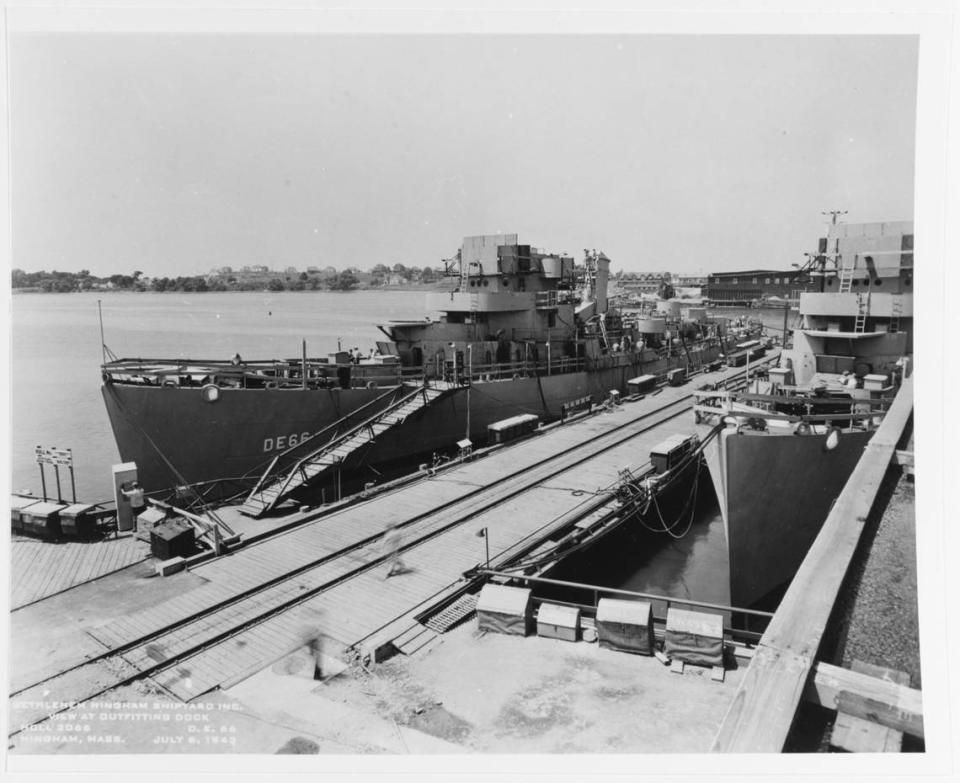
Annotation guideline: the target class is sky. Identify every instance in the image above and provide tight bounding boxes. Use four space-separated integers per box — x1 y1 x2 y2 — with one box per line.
9 33 918 277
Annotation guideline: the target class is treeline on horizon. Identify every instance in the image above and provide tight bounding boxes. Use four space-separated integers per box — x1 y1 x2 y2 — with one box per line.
11 263 442 294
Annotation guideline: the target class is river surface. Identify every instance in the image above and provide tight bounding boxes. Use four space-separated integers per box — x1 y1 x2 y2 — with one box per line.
10 293 789 608
10 290 429 503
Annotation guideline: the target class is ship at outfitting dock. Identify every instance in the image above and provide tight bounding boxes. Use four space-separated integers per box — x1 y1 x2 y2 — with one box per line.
695 219 914 609
101 234 741 499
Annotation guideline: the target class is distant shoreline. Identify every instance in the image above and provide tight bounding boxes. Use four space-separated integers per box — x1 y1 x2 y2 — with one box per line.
11 284 445 294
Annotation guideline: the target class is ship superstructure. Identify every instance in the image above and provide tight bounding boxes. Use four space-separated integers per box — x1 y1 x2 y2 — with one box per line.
101 234 735 499
695 219 914 609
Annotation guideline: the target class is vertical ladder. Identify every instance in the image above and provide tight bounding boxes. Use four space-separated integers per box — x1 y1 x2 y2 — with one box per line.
890 295 903 333
597 316 610 349
854 293 867 333
838 266 854 294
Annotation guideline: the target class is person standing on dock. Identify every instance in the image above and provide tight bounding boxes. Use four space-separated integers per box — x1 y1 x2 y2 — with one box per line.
121 480 146 521
382 522 406 578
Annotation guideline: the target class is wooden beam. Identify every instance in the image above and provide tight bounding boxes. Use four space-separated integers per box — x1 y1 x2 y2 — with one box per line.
894 449 914 467
711 376 914 752
810 661 921 743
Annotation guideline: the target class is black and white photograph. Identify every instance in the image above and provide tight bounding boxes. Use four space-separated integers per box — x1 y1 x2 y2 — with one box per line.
2 3 957 779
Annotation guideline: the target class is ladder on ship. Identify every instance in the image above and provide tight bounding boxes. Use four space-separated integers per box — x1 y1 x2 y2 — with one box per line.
890 294 903 333
838 266 854 294
238 382 458 517
854 293 868 333
597 315 610 350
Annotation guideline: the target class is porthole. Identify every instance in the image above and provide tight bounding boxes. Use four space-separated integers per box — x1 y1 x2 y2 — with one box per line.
827 278 834 286
875 278 883 286
201 384 220 403
863 277 870 286
904 275 912 286
852 279 859 287
483 279 490 287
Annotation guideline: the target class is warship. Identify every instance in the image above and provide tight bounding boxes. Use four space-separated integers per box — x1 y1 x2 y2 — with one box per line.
694 220 913 608
101 234 745 503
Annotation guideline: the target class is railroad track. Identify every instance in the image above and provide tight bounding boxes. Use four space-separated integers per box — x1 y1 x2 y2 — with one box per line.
9 358 777 737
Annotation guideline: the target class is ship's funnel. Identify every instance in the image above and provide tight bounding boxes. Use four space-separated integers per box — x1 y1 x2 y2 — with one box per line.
595 252 610 314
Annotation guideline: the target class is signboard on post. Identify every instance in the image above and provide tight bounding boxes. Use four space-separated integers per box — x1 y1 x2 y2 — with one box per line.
35 446 73 467
35 446 76 503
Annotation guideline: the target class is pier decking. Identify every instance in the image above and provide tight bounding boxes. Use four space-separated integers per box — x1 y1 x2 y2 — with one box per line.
10 533 149 609
10 358 769 739
10 351 922 755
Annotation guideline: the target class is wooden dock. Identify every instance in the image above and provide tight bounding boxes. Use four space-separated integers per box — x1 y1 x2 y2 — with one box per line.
10 534 149 609
11 359 769 729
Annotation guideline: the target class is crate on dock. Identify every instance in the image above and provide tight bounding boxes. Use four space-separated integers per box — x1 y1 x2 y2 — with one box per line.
136 507 169 542
626 375 657 395
726 351 748 367
664 608 724 667
11 494 40 533
536 602 580 642
150 519 196 560
20 501 67 539
667 368 686 386
487 414 540 445
650 434 697 474
595 598 654 655
476 583 533 636
59 503 97 539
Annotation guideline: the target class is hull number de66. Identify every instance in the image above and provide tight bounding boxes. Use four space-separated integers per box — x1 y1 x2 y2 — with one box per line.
263 432 312 452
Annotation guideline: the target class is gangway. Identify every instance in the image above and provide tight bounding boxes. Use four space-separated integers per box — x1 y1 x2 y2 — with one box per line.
238 382 459 517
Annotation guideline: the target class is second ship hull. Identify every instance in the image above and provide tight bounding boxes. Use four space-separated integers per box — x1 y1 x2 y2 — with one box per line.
703 426 874 608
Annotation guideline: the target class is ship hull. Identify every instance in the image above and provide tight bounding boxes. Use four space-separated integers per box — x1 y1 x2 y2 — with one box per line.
103 347 720 492
703 426 874 608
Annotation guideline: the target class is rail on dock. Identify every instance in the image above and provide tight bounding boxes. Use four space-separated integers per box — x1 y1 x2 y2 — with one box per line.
710 375 918 752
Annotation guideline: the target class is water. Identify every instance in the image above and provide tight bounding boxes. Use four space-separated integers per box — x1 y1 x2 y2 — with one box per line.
10 290 429 502
539 467 731 612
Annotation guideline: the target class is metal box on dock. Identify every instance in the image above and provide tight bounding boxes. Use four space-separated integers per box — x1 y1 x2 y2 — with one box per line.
536 602 580 642
596 598 654 655
20 501 67 539
59 503 97 539
150 519 195 560
136 507 169 543
650 434 696 474
476 583 533 636
626 375 657 395
667 368 686 386
664 608 724 667
487 414 540 445
11 495 40 533
726 351 748 367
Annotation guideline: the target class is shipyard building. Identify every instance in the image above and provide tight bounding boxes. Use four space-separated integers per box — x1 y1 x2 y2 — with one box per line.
704 269 812 306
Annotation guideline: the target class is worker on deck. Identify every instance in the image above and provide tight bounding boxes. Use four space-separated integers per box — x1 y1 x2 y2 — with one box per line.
122 480 146 520
382 522 406 578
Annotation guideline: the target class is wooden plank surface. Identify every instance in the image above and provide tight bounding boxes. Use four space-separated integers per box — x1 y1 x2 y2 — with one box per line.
830 660 911 751
711 376 914 752
809 661 921 741
10 535 149 608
